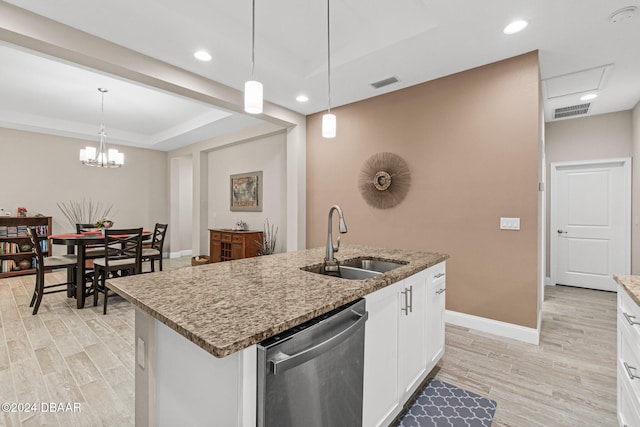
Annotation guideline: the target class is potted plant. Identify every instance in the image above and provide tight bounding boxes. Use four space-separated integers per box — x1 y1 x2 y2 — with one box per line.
96 217 114 235
256 219 278 255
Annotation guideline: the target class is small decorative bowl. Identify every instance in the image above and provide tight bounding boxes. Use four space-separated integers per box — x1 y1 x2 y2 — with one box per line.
18 259 32 270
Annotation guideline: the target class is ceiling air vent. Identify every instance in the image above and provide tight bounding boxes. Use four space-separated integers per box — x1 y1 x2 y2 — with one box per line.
554 103 590 119
371 76 399 89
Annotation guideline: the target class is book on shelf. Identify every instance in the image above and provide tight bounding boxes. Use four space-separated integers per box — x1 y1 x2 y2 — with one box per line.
0 242 21 254
0 226 7 237
1 259 16 273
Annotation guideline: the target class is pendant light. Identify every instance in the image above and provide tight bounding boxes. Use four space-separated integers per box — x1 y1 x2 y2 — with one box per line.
322 0 336 138
79 88 124 168
244 0 263 114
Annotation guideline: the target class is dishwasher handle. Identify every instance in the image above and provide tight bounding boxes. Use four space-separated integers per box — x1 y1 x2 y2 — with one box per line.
269 310 368 375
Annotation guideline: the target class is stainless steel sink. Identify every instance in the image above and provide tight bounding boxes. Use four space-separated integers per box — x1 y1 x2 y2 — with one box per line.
340 258 406 273
302 257 406 280
303 265 381 280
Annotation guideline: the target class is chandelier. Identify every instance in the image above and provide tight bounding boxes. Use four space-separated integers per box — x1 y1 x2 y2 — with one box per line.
79 88 124 168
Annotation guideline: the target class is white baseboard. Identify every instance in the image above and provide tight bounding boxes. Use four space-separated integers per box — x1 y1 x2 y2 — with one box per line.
545 277 554 286
446 310 540 345
169 249 192 259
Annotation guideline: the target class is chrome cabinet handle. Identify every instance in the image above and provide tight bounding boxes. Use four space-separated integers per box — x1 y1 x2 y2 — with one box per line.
434 273 445 279
269 310 369 375
623 312 640 326
436 288 446 295
401 288 410 315
408 285 413 313
624 362 640 380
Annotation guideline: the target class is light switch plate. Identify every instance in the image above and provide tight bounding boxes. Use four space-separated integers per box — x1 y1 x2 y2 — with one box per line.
137 337 145 369
500 217 520 230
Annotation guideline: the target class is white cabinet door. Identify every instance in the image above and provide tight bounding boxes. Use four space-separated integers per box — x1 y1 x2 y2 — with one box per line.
363 263 446 427
363 280 401 427
398 269 428 398
426 262 446 370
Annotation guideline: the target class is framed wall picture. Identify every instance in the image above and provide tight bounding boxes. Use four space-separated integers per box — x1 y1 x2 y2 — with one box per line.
230 171 263 212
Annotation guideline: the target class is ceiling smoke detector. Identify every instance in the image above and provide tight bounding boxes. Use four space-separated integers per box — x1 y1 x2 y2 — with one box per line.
609 7 636 23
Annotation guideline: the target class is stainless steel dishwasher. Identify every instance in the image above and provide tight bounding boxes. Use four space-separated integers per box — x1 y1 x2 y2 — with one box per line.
257 298 368 427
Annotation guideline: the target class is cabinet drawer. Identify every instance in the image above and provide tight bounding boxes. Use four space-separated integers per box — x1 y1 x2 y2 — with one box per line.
232 235 244 244
220 233 232 242
211 231 221 241
430 261 446 283
619 363 640 427
619 316 640 398
619 290 640 343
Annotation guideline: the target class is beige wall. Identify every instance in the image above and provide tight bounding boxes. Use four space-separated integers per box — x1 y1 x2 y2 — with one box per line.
307 52 540 328
633 103 640 274
208 132 288 253
0 127 168 253
545 111 633 276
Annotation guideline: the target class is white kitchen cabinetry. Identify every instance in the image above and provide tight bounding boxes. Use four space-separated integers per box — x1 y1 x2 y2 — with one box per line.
363 262 446 427
426 262 446 370
362 279 402 427
617 289 640 427
398 269 429 397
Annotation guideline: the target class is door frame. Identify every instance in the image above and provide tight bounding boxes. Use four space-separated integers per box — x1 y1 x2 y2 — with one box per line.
550 157 631 289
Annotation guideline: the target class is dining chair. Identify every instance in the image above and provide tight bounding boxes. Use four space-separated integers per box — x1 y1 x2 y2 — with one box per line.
92 227 143 314
76 223 108 258
141 223 168 272
26 227 78 315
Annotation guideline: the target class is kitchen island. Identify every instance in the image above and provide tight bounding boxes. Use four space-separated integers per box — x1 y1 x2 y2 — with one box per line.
107 245 448 426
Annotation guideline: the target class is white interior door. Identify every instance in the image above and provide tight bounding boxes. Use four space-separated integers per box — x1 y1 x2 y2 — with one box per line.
551 158 630 292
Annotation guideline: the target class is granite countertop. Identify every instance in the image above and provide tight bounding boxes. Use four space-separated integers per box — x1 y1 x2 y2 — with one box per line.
107 244 449 358
614 274 640 306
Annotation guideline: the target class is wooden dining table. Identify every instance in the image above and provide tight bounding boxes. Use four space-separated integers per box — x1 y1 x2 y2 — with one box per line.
49 231 150 309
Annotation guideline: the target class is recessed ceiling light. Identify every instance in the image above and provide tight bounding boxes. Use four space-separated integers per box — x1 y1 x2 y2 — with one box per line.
503 20 528 35
580 93 598 101
296 95 309 103
193 50 212 62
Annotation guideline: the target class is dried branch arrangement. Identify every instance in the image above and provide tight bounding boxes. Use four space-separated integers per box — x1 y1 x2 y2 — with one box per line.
56 198 114 230
256 218 279 255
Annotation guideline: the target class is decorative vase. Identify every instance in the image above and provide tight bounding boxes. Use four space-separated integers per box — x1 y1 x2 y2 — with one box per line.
101 228 106 236
18 259 32 270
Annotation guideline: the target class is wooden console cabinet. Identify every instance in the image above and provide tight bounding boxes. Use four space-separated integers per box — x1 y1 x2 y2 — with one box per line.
209 229 263 263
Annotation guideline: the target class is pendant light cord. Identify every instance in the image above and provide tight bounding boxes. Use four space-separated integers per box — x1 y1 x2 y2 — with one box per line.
251 0 256 79
327 0 331 113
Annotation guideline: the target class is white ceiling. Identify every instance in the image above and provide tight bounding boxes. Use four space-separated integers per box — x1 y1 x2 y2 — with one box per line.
1 0 639 151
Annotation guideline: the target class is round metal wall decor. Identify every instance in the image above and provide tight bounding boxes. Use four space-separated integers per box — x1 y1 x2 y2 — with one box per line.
358 152 411 209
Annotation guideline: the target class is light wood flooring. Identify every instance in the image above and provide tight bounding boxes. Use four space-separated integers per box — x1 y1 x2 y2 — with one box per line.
0 257 190 427
1 266 618 426
435 285 618 427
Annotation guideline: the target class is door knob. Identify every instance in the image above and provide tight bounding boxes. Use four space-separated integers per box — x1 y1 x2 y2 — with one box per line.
557 229 567 234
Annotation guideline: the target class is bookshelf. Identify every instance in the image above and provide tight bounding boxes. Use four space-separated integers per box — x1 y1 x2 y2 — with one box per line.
0 216 52 279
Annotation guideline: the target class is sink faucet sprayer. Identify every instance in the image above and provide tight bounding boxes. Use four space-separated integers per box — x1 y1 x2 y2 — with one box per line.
323 205 348 272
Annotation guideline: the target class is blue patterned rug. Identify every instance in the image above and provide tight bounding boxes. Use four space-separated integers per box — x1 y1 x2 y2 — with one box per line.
397 378 497 427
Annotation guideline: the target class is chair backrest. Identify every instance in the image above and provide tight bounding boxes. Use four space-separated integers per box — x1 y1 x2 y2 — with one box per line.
151 223 168 251
103 228 143 272
26 226 45 269
76 223 96 233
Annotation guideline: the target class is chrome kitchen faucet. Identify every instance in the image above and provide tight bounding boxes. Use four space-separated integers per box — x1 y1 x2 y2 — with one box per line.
323 204 347 272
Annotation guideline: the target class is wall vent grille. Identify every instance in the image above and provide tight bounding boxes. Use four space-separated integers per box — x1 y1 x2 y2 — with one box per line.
371 76 399 89
554 103 590 119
